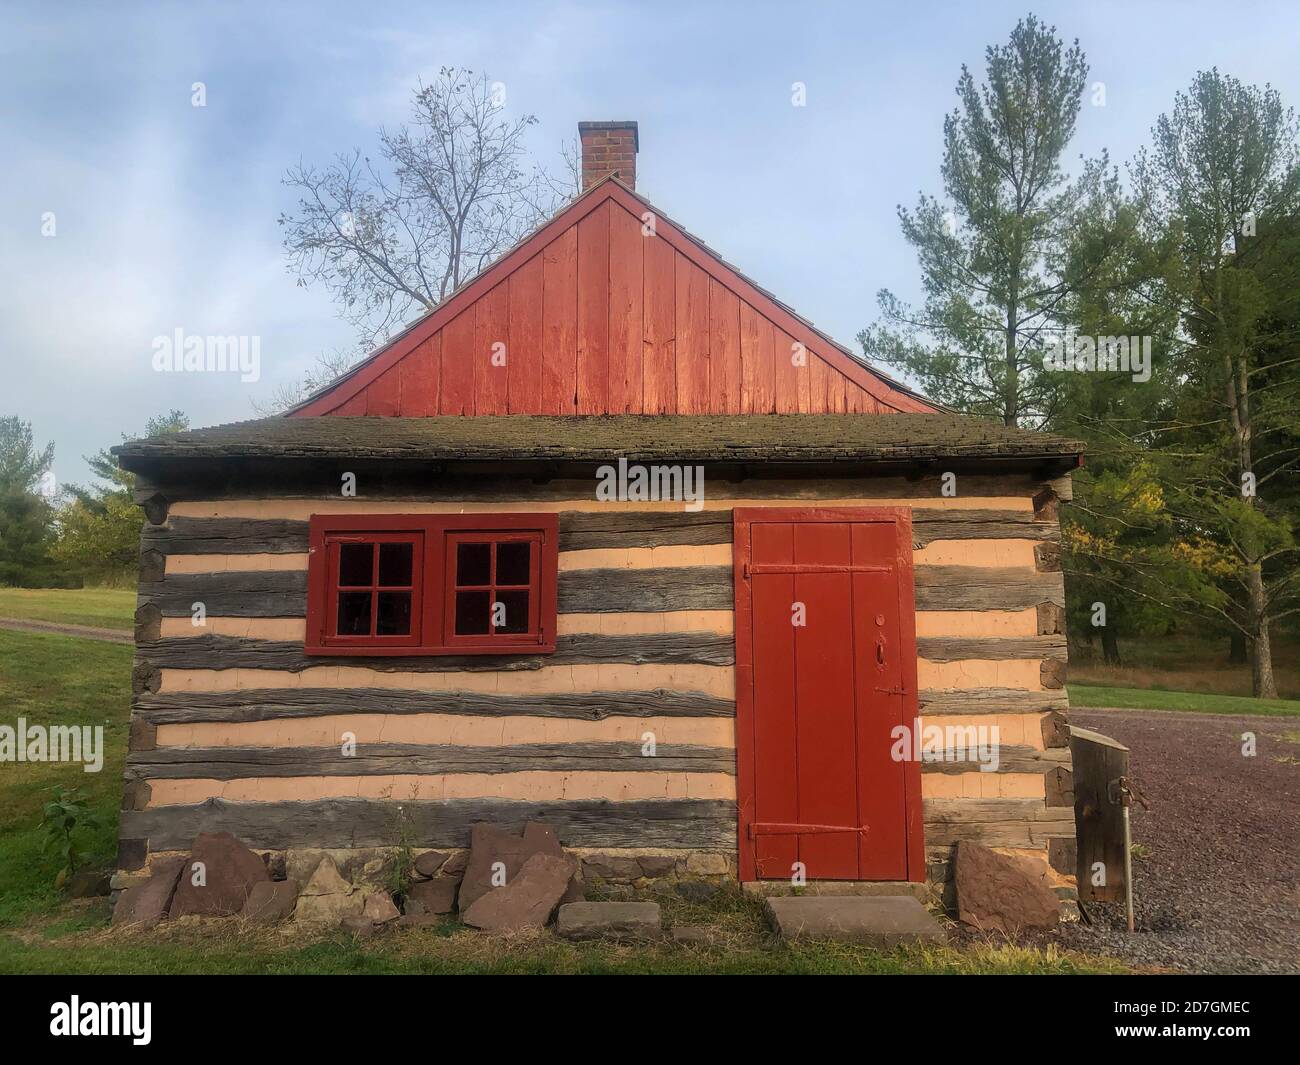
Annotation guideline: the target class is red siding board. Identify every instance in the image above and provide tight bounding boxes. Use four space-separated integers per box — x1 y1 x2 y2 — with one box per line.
365 363 400 416
541 229 579 414
739 302 776 414
607 204 644 413
642 232 676 414
473 282 510 416
576 202 611 414
439 309 475 415
398 333 440 416
507 254 544 413
332 392 366 416
674 254 711 413
709 280 742 414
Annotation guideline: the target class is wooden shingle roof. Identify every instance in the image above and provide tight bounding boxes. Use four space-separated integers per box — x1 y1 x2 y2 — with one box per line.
116 414 1083 470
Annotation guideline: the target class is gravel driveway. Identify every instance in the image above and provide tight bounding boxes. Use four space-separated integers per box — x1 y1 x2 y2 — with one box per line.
1059 708 1299 974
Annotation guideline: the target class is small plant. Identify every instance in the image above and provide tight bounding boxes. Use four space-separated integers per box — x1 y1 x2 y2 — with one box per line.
41 786 101 887
1129 842 1152 861
381 783 421 901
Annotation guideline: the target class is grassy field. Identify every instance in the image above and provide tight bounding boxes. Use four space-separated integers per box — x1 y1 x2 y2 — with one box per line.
1069 682 1300 717
0 630 130 928
0 587 135 631
1069 630 1300 700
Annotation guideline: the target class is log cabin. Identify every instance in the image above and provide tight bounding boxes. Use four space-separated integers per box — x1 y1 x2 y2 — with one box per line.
114 121 1082 902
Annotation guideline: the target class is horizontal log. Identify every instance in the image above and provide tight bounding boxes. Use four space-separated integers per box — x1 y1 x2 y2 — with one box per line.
922 797 1074 846
141 567 739 617
121 796 739 850
138 631 735 673
132 688 737 725
126 741 735 780
919 746 1071 775
143 517 309 554
916 635 1066 662
557 567 734 613
146 512 736 555
140 571 307 617
558 511 732 550
910 509 1059 547
917 688 1069 714
136 469 1054 504
139 563 1060 618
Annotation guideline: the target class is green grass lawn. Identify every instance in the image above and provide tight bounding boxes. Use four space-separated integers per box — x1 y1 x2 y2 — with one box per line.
0 587 136 631
0 626 1124 974
0 630 131 927
1068 682 1300 717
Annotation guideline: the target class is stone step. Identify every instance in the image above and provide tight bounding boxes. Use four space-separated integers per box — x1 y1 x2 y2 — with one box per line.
765 896 947 946
555 901 662 941
743 880 929 901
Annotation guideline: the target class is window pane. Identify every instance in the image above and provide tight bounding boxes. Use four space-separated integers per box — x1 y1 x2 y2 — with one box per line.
496 541 531 586
456 542 491 586
454 590 491 635
339 543 373 587
494 589 530 634
378 542 413 586
337 591 372 635
376 591 412 635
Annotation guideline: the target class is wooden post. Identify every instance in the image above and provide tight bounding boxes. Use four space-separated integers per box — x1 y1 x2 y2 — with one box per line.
1069 726 1129 904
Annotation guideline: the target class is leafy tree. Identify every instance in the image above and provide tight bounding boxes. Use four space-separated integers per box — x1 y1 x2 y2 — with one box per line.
52 412 188 584
1060 72 1299 697
0 416 59 587
859 15 1122 427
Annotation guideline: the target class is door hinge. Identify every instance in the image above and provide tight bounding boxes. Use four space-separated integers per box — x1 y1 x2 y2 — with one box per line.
875 685 911 696
749 822 870 838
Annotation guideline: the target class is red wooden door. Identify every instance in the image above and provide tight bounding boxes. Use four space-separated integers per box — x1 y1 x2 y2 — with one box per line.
733 508 924 882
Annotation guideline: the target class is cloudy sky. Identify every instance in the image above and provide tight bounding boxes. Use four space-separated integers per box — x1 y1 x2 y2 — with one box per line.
4 0 1299 485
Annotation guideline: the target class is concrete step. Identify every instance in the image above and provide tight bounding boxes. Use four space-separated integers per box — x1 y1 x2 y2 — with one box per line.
765 895 947 946
743 880 929 901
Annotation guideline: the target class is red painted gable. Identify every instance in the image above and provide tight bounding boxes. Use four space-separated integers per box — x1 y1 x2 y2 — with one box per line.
290 179 936 417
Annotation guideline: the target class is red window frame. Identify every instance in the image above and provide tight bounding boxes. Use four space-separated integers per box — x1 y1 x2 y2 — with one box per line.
306 513 558 656
444 531 544 649
324 531 424 649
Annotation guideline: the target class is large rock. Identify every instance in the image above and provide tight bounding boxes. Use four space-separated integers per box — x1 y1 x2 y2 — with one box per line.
458 822 565 912
112 857 185 928
406 878 459 915
412 850 451 878
637 855 678 879
363 891 400 924
580 854 643 882
954 841 1061 933
169 832 270 918
556 902 662 941
241 880 300 924
294 856 363 926
461 853 576 932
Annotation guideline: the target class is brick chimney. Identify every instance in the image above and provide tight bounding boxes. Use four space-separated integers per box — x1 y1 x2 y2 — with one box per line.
578 121 638 191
